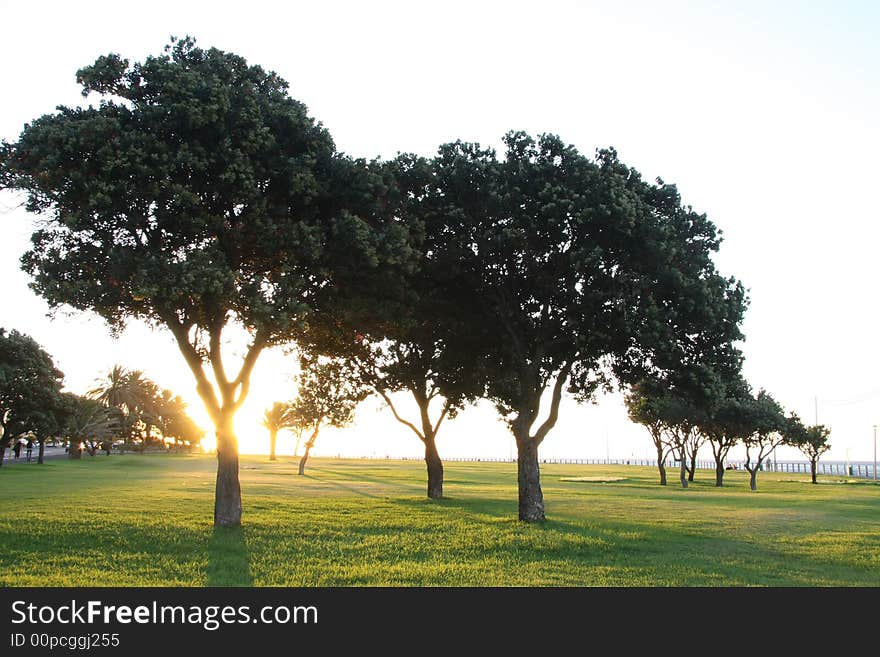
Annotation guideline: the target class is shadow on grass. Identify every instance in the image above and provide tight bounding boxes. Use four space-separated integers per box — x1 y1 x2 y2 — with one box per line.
207 526 253 587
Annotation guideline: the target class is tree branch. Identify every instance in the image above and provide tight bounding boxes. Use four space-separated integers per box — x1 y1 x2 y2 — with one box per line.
233 332 267 410
533 362 573 445
165 318 221 423
208 313 230 395
375 387 424 441
432 399 450 437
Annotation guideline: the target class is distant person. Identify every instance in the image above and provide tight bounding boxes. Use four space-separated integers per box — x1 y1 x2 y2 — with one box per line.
25 439 34 462
13 440 22 460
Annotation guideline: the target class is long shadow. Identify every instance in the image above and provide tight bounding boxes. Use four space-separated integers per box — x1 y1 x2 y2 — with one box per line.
307 466 427 496
207 526 253 587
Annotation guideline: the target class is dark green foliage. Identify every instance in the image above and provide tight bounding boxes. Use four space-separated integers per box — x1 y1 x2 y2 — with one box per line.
0 37 410 524
420 131 746 519
785 416 831 484
0 328 65 464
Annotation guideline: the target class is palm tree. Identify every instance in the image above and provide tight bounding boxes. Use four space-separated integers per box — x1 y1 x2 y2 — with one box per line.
61 393 121 459
89 366 160 447
261 401 296 461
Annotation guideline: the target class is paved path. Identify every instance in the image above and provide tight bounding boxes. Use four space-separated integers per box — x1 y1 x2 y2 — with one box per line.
0 445 103 466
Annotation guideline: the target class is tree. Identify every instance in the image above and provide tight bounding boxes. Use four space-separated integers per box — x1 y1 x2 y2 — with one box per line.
0 328 65 466
424 132 746 520
740 390 787 491
154 389 203 450
625 381 677 485
59 393 122 459
1 38 408 525
261 401 295 461
696 374 753 487
89 365 159 448
300 154 486 498
787 417 831 484
289 355 368 476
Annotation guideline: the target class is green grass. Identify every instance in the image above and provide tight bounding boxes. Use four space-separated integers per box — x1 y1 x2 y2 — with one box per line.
1 453 878 586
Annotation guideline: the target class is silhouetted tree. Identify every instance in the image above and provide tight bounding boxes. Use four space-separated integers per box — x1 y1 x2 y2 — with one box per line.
290 355 368 475
1 38 410 525
424 133 746 520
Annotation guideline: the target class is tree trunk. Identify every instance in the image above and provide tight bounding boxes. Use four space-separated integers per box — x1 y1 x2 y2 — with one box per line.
714 458 725 487
655 444 667 486
38 440 45 464
0 444 5 467
749 468 758 491
679 449 688 489
298 426 320 476
269 429 277 461
69 442 82 459
424 433 444 499
687 450 697 482
810 458 817 484
515 431 544 522
213 409 242 527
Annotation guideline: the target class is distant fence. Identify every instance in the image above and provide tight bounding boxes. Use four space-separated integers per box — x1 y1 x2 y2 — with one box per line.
367 455 879 480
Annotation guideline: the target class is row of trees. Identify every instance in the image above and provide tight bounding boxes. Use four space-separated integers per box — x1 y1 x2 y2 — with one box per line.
0 327 203 464
625 374 831 489
1 37 749 525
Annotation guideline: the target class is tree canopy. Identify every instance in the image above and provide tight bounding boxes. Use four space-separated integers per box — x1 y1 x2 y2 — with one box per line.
0 328 65 465
0 37 411 525
419 131 746 520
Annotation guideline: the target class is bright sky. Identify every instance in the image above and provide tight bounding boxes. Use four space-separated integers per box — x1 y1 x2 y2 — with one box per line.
1 1 878 464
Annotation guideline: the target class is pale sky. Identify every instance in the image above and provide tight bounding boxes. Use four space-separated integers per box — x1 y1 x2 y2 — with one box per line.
1 1 878 463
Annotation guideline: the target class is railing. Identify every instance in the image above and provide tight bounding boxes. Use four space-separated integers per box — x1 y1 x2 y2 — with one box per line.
360 455 879 479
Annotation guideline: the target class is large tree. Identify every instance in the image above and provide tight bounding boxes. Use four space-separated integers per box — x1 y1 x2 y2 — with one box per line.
425 132 746 521
0 328 65 466
0 38 407 525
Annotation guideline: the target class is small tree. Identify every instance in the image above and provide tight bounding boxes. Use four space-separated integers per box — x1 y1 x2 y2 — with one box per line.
698 374 753 487
741 390 787 491
289 355 368 476
787 417 831 484
261 401 295 461
625 381 677 485
60 393 121 459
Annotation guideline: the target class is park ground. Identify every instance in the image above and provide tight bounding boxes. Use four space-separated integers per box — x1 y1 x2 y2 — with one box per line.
0 453 878 586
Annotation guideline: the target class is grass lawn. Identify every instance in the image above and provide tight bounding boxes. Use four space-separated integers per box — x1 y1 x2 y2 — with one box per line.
0 453 877 586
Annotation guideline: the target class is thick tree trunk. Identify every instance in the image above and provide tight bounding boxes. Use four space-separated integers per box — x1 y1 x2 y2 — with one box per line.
298 426 320 476
687 451 697 482
269 429 277 461
749 468 758 491
38 441 45 464
810 459 817 484
679 450 688 489
515 433 544 522
0 444 6 467
214 410 242 527
656 444 667 486
424 433 444 499
69 442 82 459
715 459 725 487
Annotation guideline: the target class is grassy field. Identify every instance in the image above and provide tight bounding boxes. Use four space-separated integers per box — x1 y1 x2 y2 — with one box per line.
0 453 878 586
